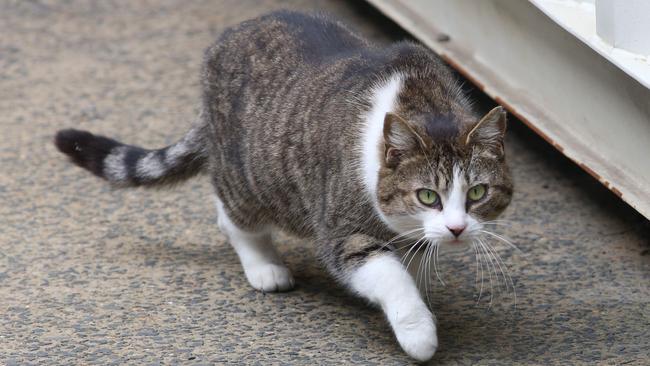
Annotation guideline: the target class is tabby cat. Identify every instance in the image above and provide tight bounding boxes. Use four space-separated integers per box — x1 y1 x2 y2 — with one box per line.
55 11 512 361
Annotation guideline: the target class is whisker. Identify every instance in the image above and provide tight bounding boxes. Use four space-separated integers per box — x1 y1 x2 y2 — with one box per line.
477 240 496 308
482 222 512 227
433 242 445 286
398 235 420 262
382 227 425 251
480 238 507 292
475 241 486 304
423 240 436 309
402 236 426 269
482 219 515 225
485 239 512 282
480 230 523 254
481 238 518 309
417 241 429 295
415 240 424 288
471 241 480 294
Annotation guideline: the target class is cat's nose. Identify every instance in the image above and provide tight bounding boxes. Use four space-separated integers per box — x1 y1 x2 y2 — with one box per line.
447 225 465 238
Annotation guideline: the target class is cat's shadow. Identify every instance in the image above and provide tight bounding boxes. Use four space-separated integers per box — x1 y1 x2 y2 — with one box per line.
132 238 543 363
130 237 368 307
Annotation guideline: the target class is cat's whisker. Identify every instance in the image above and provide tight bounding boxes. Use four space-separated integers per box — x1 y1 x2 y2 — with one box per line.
402 236 427 271
481 238 502 291
474 241 486 304
482 219 514 225
471 241 479 291
487 239 514 287
480 238 507 291
480 238 517 308
471 242 478 303
416 240 429 292
376 227 424 253
433 242 445 286
471 241 481 303
400 242 419 267
482 222 512 227
414 242 421 288
424 240 435 309
479 229 523 254
399 234 424 262
480 237 514 308
477 240 497 308
383 227 425 251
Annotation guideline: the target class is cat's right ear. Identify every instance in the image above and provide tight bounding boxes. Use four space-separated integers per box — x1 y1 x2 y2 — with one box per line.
465 106 507 148
383 113 426 167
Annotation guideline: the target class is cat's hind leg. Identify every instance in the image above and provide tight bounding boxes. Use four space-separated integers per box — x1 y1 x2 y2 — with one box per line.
215 197 294 292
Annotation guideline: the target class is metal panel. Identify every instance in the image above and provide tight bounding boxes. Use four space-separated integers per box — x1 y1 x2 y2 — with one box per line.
367 0 650 219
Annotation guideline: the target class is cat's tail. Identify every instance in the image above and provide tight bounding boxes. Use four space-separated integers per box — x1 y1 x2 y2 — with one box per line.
54 125 207 188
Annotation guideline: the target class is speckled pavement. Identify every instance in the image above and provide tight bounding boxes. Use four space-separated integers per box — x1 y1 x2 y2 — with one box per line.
1 1 649 364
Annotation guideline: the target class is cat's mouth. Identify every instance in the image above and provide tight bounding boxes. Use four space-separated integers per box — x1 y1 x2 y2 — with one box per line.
424 234 472 246
448 237 464 245
438 237 472 252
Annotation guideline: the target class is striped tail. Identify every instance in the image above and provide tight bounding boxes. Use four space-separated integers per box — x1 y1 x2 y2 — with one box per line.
54 126 207 187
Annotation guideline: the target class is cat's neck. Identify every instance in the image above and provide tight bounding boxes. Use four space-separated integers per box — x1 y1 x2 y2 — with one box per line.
359 73 403 232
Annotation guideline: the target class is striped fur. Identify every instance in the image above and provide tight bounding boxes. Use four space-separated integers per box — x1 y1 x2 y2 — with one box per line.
54 11 513 361
55 125 207 187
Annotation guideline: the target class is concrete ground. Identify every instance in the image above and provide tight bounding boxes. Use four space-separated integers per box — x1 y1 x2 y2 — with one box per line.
1 0 649 364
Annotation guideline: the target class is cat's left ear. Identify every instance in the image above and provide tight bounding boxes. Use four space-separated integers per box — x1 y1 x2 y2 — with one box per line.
383 112 427 167
465 106 507 152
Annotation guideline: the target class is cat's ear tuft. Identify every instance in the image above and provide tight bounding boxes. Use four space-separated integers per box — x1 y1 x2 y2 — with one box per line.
465 106 507 150
383 113 426 167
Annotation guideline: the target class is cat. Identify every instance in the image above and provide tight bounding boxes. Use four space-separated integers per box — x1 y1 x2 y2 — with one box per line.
54 11 512 361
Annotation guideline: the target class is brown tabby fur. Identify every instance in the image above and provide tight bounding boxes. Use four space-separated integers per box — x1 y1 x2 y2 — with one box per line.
55 10 512 281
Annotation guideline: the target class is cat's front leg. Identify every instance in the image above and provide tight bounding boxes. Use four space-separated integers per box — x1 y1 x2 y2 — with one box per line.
323 235 438 362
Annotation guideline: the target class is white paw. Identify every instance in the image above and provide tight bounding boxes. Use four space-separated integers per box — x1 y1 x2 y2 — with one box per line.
244 263 295 292
393 307 438 362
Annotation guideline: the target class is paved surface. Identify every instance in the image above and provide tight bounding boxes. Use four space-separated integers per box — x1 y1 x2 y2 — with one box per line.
1 1 649 364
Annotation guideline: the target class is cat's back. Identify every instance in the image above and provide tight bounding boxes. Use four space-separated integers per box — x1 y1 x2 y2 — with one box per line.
262 10 370 63
204 10 368 70
201 11 382 236
200 11 450 237
200 11 375 140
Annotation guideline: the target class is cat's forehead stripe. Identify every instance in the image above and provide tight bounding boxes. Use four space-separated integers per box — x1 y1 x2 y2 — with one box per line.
424 114 460 142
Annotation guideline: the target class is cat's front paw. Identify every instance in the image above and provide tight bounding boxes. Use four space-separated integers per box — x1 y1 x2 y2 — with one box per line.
393 307 438 362
244 263 295 292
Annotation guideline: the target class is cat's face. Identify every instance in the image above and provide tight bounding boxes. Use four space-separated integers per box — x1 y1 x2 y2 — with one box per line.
376 107 512 247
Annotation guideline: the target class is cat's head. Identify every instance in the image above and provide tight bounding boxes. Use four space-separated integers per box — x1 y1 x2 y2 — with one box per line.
376 106 512 247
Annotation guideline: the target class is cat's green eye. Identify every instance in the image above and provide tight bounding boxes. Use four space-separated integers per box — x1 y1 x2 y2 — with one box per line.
467 184 487 201
417 189 439 206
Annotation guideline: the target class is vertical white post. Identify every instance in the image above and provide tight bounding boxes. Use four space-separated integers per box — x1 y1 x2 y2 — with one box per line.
596 0 650 55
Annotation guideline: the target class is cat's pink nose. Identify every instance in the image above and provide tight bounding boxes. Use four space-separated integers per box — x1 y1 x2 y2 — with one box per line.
447 226 465 238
